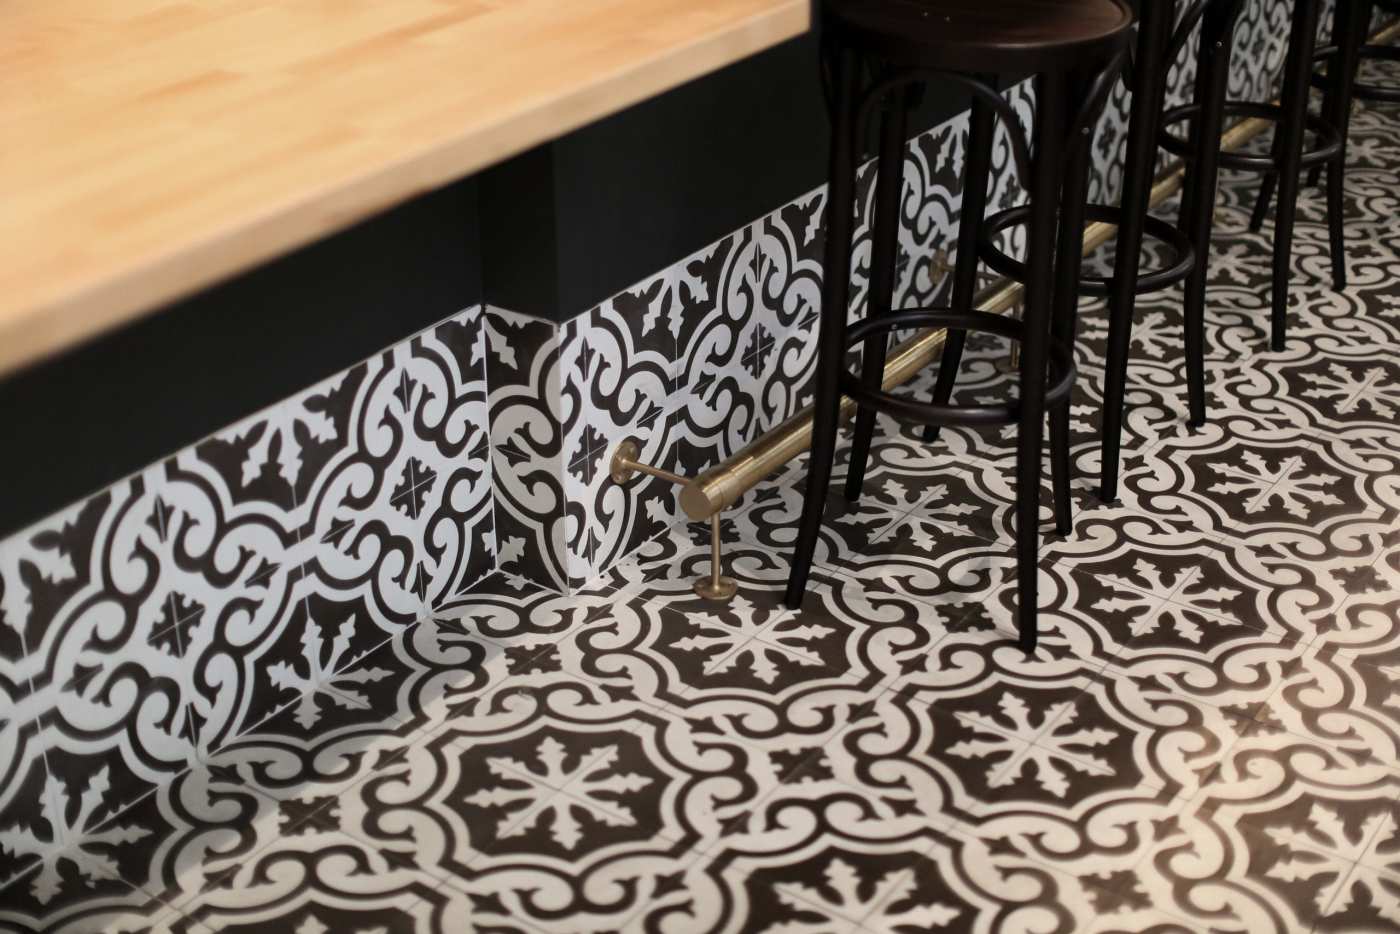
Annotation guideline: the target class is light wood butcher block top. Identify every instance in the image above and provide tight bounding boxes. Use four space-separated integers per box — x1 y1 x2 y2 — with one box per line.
0 0 809 376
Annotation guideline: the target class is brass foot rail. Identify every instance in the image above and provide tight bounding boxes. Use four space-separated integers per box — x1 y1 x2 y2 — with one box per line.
609 16 1400 599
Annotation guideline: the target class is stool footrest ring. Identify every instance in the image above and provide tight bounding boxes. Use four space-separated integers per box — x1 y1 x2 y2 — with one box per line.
977 204 1196 297
1159 101 1342 172
841 307 1076 428
1336 44 1400 103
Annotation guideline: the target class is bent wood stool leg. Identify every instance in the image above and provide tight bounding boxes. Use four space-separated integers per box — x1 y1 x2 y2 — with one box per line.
1049 69 1098 538
1249 162 1281 233
846 86 914 501
1324 0 1371 291
786 46 860 609
925 89 998 444
1015 70 1070 653
1099 0 1174 503
1182 0 1243 426
1270 0 1324 351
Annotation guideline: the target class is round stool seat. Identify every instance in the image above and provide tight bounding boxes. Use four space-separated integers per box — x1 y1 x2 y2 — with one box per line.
826 0 1134 73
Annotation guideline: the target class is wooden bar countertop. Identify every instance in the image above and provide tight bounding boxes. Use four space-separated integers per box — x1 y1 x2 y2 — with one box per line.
0 0 809 377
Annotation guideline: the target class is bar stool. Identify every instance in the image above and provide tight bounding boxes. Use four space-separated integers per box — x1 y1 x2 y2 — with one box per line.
1336 0 1400 103
1295 0 1382 191
785 0 1134 652
1171 0 1361 362
933 0 1247 503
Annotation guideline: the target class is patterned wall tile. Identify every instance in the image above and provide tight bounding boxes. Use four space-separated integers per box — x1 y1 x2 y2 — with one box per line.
0 466 212 834
0 723 53 903
566 281 677 470
587 410 684 576
484 305 584 592
564 278 688 578
891 107 965 312
0 306 496 878
672 225 768 477
291 313 496 637
396 310 496 610
156 400 311 759
754 186 827 426
291 351 428 641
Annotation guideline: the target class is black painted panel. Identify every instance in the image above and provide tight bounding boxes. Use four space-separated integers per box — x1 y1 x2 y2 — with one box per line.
479 144 561 316
521 32 976 320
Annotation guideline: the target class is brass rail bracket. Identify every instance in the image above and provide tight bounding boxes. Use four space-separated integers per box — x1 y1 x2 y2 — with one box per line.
609 439 644 484
694 513 738 601
608 440 737 602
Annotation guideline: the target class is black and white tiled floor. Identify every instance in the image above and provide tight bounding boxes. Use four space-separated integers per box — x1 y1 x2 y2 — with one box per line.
7 80 1400 934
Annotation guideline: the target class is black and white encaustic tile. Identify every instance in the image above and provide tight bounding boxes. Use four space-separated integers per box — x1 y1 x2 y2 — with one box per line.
4 25 1400 934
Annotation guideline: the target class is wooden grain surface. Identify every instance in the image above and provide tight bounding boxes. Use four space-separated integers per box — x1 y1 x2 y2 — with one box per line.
0 0 809 376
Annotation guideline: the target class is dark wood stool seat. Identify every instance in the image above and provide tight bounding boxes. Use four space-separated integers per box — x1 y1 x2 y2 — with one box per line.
826 0 1132 71
786 0 1133 652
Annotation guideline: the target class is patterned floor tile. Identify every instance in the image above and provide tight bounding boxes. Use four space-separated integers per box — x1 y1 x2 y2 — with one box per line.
444 850 698 934
600 525 796 607
172 827 449 932
729 481 910 572
0 761 302 933
694 793 951 931
1132 805 1360 932
771 692 1024 832
1134 723 1400 932
1320 860 1400 931
336 681 781 931
0 845 171 934
1245 641 1400 766
203 684 427 807
1169 521 1394 643
926 821 1198 934
826 513 1019 615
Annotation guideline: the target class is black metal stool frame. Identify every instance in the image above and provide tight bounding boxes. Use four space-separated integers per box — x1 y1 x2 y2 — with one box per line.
785 32 1129 653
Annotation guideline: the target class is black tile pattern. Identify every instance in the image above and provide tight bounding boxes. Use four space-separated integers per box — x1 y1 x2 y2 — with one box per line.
5 70 1399 930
